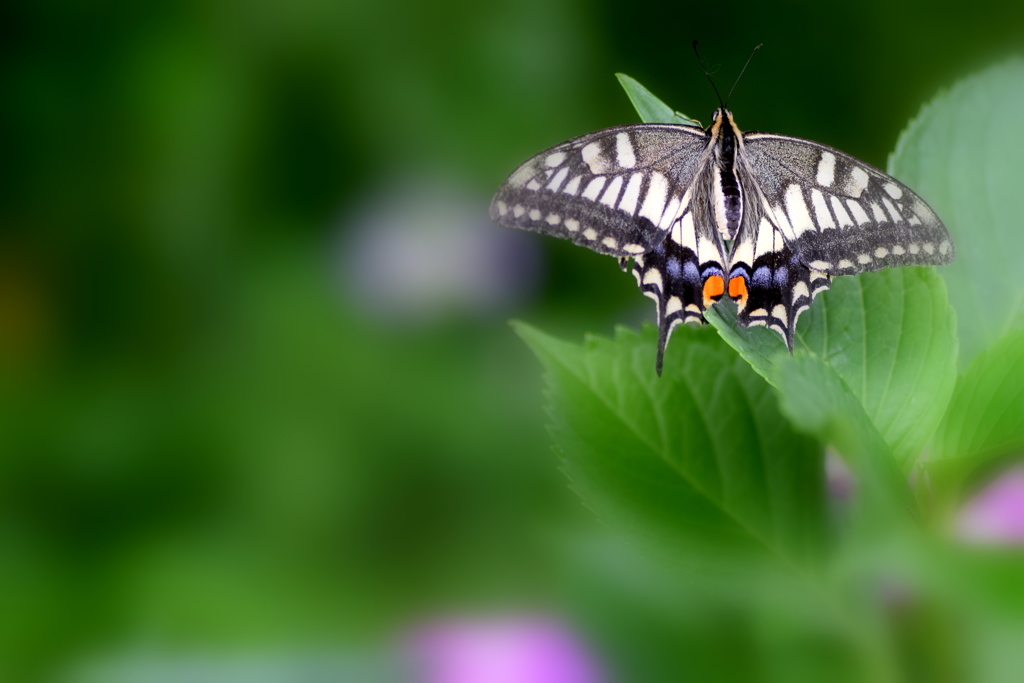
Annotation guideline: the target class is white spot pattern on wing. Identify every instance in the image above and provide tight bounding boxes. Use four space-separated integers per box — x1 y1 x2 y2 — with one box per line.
618 173 643 214
615 133 636 168
785 185 815 237
816 152 835 187
640 172 669 224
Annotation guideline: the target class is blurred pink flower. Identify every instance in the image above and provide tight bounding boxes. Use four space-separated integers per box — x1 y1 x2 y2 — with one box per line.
956 464 1024 543
825 450 855 500
408 615 605 683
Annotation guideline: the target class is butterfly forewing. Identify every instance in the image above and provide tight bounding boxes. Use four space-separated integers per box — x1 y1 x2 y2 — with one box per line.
490 125 709 258
741 134 954 274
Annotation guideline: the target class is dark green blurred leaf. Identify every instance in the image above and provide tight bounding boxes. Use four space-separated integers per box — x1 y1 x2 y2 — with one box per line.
68 650 406 683
928 329 1024 497
890 59 1024 368
515 322 826 578
563 532 868 683
938 548 1024 617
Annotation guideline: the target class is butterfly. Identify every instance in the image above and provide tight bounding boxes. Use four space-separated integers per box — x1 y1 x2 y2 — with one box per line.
490 98 954 374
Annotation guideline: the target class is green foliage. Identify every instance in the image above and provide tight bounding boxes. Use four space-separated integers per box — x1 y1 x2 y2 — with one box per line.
515 322 825 577
890 59 1024 369
798 270 957 469
934 329 1024 465
711 269 958 471
9 0 1024 679
518 64 1024 681
929 329 1024 501
771 353 913 519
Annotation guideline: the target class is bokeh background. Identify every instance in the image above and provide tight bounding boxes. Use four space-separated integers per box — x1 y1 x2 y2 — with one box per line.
3 1 1024 681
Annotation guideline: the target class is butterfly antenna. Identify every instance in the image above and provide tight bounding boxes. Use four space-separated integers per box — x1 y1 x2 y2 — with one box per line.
725 43 762 107
692 41 724 109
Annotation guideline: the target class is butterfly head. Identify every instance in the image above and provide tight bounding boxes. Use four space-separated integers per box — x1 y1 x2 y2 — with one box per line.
709 108 742 139
711 108 736 124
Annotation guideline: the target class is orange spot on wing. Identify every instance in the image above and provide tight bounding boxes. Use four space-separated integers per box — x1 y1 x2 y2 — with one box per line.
728 275 748 304
702 275 725 308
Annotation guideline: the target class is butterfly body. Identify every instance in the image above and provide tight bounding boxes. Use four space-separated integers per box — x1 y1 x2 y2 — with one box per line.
491 107 954 374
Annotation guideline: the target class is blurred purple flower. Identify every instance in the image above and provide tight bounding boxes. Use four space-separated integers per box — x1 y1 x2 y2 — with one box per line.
825 449 855 500
408 615 605 683
339 177 542 323
956 463 1024 544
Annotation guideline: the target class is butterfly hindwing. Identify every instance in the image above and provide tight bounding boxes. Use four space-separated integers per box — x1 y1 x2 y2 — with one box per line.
632 165 729 372
490 125 709 258
727 208 830 349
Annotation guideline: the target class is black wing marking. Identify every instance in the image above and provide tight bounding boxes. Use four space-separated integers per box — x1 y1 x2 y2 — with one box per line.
631 164 729 372
727 202 830 350
490 124 709 259
742 133 954 275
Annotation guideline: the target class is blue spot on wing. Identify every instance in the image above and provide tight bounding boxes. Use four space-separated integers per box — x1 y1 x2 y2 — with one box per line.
666 257 682 279
682 261 700 285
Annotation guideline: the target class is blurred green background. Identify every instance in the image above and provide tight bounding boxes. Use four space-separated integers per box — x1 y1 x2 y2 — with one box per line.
2 0 1023 680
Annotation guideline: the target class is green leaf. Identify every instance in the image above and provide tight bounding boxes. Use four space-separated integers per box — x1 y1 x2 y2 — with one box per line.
704 303 788 382
798 269 958 469
711 269 957 470
772 353 916 520
615 75 959 470
514 321 826 577
928 329 1024 497
890 59 1024 368
615 73 699 126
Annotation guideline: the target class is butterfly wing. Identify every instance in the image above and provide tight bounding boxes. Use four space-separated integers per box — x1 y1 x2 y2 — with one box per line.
491 124 728 373
490 124 709 256
631 163 729 372
726 189 831 350
741 133 954 273
726 132 954 348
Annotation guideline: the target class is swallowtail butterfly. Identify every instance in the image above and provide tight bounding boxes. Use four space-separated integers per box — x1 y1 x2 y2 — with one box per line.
491 87 954 374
